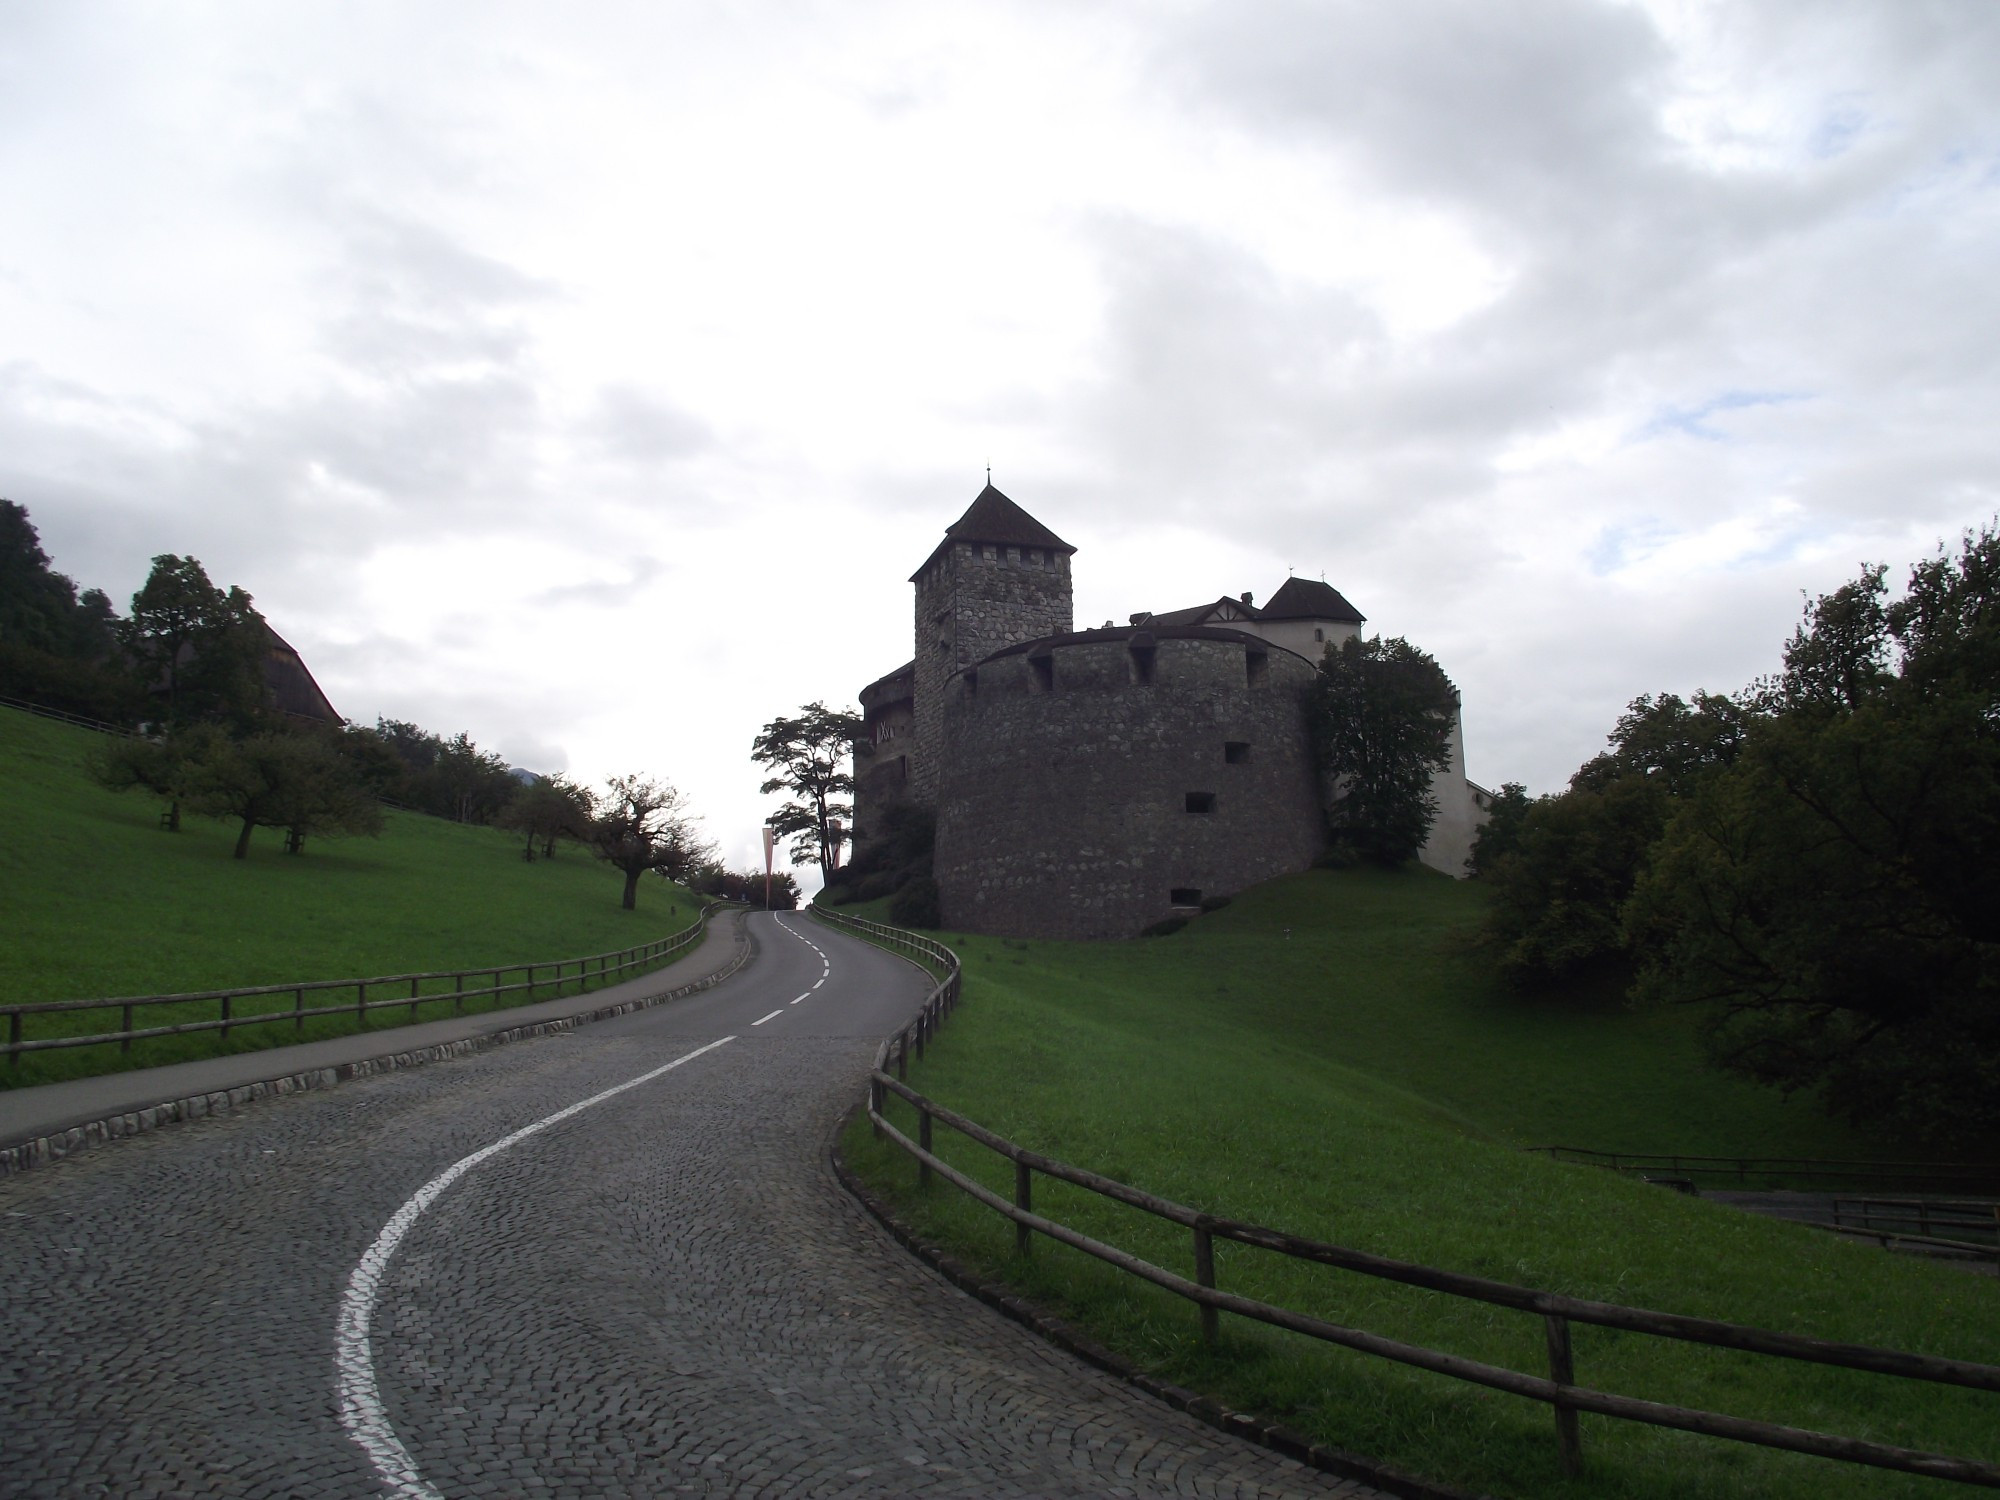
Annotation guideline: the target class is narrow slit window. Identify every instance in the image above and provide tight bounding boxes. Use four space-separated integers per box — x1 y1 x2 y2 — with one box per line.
1246 649 1269 687
1185 791 1216 814
1029 653 1054 692
1170 888 1202 906
1130 647 1156 685
1224 741 1250 764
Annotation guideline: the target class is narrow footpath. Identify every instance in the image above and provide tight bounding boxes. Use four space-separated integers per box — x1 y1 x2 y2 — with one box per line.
0 912 1382 1498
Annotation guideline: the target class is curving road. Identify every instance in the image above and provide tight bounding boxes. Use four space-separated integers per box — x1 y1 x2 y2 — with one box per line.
0 912 1379 1498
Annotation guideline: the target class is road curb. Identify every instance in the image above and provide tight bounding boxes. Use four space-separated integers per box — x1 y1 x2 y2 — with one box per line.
829 1122 1489 1500
1 923 757 1179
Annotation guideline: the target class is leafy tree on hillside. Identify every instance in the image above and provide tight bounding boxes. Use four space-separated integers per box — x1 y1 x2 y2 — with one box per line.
690 865 802 910
1631 531 2000 1140
89 727 208 832
1483 691 1750 985
94 722 383 856
587 774 713 910
369 719 521 823
498 774 595 859
180 727 385 858
0 501 139 722
1308 635 1459 866
119 554 267 728
751 701 863 885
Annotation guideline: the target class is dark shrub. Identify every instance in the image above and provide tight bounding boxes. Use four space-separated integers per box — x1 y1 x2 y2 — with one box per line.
890 875 942 928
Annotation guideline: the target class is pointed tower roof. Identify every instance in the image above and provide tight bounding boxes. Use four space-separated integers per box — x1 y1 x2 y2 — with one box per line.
1260 577 1365 624
912 484 1075 579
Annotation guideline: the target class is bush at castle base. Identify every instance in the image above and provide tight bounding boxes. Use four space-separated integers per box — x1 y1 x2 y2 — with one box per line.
890 875 942 929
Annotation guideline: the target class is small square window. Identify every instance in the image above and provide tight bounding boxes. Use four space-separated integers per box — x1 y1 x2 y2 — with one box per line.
1185 791 1216 814
1224 741 1250 764
1170 887 1202 906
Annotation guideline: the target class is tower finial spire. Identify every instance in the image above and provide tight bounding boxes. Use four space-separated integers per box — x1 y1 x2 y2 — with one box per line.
986 463 992 485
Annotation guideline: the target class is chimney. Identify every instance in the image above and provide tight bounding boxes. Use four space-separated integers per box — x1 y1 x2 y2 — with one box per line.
1240 591 1254 606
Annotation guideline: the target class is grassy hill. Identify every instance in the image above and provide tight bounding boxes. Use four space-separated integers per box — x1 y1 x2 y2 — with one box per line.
1 705 702 1084
841 868 1998 1499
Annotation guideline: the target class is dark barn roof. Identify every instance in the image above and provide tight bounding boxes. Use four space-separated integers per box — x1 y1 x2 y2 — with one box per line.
264 628 341 724
912 484 1075 579
1259 577 1365 624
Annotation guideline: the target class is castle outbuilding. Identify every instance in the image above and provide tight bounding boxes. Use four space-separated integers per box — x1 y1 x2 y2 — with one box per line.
855 485 1489 940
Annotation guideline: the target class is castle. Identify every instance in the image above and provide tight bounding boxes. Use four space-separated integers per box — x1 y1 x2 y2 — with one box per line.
854 485 1490 940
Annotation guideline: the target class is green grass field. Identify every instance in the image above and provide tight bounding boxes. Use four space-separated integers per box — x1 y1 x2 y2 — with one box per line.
1 706 704 1085
838 869 1999 1499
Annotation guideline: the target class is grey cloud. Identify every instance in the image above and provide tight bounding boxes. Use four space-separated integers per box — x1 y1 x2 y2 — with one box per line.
587 384 714 467
530 556 666 608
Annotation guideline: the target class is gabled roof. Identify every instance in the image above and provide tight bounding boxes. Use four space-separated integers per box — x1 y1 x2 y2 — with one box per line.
912 484 1075 579
1142 596 1263 628
1259 577 1365 624
264 628 341 724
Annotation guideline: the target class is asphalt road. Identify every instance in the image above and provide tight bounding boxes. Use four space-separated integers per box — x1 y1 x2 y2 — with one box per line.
0 912 1378 1498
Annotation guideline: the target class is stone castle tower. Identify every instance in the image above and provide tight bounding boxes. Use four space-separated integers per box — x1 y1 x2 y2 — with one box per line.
907 484 1076 801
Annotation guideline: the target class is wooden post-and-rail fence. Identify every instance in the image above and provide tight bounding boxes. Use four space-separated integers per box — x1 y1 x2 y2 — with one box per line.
809 901 2000 1490
3 902 736 1066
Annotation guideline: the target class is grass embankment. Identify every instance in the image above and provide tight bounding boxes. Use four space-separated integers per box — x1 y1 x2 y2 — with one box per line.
839 869 1998 1500
1 706 702 1086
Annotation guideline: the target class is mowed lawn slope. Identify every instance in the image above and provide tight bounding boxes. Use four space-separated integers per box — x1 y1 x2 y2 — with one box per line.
1 706 702 1084
842 868 1998 1500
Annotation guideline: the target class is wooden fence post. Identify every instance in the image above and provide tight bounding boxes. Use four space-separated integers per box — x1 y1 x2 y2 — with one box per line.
8 1011 20 1066
357 981 367 1025
897 1034 909 1081
294 987 305 1031
121 1002 133 1052
918 1107 933 1192
870 1076 885 1140
1015 1161 1033 1257
1545 1312 1582 1477
453 973 464 1015
220 993 232 1041
1193 1225 1219 1347
409 976 421 1018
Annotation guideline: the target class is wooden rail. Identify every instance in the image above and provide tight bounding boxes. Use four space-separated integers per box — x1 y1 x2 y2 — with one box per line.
815 904 2000 1488
1529 1145 2000 1196
3 903 732 1065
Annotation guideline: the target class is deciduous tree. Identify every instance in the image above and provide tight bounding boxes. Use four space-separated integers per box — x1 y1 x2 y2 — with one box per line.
1308 635 1459 866
499 774 595 859
751 702 863 884
587 775 712 910
119 554 267 727
1631 530 2000 1140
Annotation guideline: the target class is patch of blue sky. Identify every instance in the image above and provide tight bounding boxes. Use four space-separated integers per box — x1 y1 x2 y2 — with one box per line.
1809 97 1870 161
1587 519 1674 577
1632 389 1808 444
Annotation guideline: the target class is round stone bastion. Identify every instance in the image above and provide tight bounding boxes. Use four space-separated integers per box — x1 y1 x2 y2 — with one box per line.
932 625 1324 940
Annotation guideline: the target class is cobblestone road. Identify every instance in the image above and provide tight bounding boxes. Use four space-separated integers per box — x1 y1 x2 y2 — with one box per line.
0 913 1381 1498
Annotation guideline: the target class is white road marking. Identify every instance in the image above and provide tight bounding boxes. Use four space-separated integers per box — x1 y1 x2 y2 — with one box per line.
812 979 825 990
752 1009 784 1026
335 1035 736 1498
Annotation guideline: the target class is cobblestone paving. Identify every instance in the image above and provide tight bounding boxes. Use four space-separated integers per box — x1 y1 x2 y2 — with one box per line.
0 914 1380 1498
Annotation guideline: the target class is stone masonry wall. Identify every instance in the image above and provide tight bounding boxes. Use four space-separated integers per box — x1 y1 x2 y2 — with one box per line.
911 542 1073 804
933 634 1323 939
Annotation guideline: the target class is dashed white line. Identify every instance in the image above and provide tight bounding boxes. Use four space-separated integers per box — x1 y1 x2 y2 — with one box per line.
335 1035 736 1498
751 1009 785 1026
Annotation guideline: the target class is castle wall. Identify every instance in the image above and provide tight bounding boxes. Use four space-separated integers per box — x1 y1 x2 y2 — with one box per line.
855 662 915 843
1244 617 1362 664
1416 703 1489 877
933 633 1323 940
911 540 1072 803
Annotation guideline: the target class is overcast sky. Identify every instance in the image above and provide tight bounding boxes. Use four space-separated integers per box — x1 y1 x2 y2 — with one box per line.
6 1 1998 885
